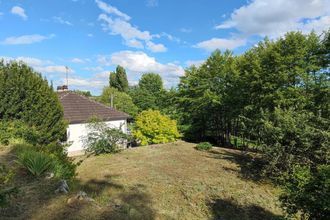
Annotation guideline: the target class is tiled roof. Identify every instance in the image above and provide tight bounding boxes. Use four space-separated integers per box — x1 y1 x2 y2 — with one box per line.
58 91 129 124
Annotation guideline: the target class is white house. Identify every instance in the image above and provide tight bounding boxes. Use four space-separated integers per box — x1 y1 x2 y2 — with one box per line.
57 88 130 156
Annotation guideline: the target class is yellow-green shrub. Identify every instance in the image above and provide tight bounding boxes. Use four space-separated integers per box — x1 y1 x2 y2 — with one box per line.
133 110 180 145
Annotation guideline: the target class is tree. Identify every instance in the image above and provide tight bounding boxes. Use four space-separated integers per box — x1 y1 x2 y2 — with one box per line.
0 61 67 144
98 87 138 117
133 110 180 145
109 65 129 92
128 86 158 111
138 73 163 94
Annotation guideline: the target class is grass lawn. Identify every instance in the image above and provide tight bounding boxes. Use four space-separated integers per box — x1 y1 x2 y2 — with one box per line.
1 141 284 220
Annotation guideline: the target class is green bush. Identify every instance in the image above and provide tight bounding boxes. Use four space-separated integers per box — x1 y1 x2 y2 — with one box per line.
195 142 213 151
133 110 181 146
17 150 54 177
0 61 67 144
0 120 40 145
52 158 77 180
83 117 130 155
280 165 330 219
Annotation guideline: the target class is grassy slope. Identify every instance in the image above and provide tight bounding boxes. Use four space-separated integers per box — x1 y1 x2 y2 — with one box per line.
1 141 284 220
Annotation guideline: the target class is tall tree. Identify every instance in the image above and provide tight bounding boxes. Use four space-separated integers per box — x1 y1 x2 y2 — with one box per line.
109 65 129 92
138 73 163 94
0 61 67 144
99 87 138 117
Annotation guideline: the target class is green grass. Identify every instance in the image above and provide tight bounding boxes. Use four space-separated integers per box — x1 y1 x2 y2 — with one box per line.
1 141 285 219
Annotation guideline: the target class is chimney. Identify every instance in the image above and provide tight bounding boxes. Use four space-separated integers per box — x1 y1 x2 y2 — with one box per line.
57 85 68 92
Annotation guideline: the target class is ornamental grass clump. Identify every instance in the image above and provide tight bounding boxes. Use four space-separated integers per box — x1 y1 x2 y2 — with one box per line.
17 150 54 177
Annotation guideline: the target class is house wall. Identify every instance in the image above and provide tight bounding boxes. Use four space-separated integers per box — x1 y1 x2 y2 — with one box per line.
66 119 127 156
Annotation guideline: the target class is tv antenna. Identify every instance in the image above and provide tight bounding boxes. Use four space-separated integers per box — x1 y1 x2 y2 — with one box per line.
65 66 69 87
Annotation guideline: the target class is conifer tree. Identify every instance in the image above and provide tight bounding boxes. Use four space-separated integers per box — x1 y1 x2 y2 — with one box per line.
0 61 67 144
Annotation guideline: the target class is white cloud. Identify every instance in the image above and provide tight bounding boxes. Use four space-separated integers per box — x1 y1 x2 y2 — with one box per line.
71 58 85 63
99 14 152 41
0 12 3 16
146 41 167 52
53 16 73 26
98 50 184 86
146 0 158 7
215 0 330 37
84 66 104 72
125 39 144 49
35 65 74 74
65 77 105 88
96 2 171 52
87 33 93 37
194 38 246 51
1 34 55 45
95 0 130 21
11 6 27 20
186 60 205 67
0 56 52 66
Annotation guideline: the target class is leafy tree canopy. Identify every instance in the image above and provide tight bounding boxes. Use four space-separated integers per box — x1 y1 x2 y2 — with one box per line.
109 65 129 92
99 86 138 117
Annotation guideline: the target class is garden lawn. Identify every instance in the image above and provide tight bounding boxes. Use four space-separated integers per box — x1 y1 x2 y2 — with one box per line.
1 141 284 220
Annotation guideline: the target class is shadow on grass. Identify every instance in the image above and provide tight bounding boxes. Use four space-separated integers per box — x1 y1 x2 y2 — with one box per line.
1 146 157 220
208 198 284 220
207 149 268 182
47 177 157 220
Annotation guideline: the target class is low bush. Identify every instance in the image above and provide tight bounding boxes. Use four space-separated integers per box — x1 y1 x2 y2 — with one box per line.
133 110 181 146
280 165 330 219
195 142 213 151
0 120 40 145
16 150 54 177
83 117 130 155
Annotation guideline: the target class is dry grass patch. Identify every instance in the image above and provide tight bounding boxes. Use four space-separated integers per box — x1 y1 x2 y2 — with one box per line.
1 141 284 219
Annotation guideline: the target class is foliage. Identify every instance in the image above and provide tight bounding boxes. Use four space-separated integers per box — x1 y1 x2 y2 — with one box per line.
0 61 67 144
280 165 330 219
0 164 17 207
195 142 213 151
133 110 180 145
175 30 330 218
258 109 329 178
128 86 158 111
138 73 163 94
0 120 40 145
109 65 129 92
98 86 138 117
16 149 54 177
43 142 77 180
83 117 130 155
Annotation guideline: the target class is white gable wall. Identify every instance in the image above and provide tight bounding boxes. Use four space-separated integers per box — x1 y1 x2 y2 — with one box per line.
66 119 127 156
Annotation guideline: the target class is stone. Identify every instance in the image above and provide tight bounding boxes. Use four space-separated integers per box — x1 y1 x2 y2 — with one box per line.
55 180 69 194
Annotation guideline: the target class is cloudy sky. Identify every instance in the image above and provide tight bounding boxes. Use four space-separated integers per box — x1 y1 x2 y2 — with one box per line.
1 0 329 94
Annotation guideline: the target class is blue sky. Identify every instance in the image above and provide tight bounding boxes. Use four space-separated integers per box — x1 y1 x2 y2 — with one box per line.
1 0 329 94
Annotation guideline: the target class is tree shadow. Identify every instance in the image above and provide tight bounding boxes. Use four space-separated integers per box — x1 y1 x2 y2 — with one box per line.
45 177 156 220
208 198 284 220
207 149 268 182
1 146 157 220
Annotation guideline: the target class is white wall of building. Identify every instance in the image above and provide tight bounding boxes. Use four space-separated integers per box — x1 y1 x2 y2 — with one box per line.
66 119 127 156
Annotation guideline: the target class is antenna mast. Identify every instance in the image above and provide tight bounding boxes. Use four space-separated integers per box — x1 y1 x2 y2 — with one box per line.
65 66 69 87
